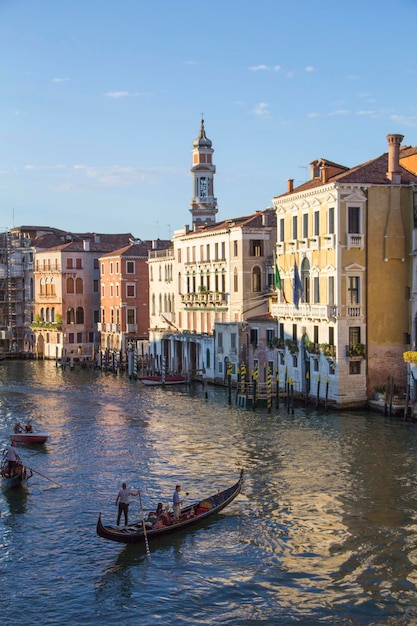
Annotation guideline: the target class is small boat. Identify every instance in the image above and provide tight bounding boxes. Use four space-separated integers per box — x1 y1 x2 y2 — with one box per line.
1 455 33 491
10 431 49 445
138 375 187 386
97 469 243 545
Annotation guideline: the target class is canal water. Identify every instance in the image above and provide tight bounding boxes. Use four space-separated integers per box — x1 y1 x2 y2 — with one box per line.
1 360 417 625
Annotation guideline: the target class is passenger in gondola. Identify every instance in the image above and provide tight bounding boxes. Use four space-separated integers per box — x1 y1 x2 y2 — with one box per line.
13 421 23 434
25 421 33 433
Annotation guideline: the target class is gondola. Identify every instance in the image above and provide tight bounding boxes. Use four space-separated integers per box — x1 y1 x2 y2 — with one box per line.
97 469 243 545
1 455 33 491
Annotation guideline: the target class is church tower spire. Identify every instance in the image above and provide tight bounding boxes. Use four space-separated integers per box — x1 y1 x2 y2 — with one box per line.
190 118 218 227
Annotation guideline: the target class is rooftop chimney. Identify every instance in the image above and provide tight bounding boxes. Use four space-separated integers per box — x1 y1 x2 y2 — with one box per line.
287 179 294 193
321 165 329 184
386 134 404 184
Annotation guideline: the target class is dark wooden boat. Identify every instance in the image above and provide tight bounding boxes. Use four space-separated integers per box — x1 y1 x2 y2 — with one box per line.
1 456 33 491
97 470 243 544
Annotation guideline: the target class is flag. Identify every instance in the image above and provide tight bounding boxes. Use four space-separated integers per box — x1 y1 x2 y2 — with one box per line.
293 262 302 309
275 265 288 303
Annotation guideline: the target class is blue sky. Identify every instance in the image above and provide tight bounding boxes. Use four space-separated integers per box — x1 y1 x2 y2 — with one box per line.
1 0 417 240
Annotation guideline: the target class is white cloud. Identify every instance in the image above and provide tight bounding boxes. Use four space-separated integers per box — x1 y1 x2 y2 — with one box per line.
71 164 180 188
52 77 69 83
252 102 270 117
307 112 320 118
305 66 315 72
357 110 376 116
248 64 281 72
390 114 417 127
105 91 130 98
328 109 349 116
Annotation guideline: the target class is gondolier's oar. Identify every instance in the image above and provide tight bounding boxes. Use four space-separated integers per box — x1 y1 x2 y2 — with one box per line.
138 490 151 561
28 467 62 487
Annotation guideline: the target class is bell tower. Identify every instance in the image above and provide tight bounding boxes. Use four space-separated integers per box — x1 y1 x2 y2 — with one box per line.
190 118 218 227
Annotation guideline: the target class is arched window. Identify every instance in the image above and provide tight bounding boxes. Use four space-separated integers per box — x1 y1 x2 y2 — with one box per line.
39 278 44 295
252 266 261 292
40 307 45 321
152 294 156 316
67 277 74 294
50 277 55 296
301 258 310 304
76 307 84 324
45 307 50 323
67 307 75 324
51 307 55 323
76 278 83 294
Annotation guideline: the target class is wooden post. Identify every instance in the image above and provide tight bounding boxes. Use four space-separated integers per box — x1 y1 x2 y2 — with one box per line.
316 374 321 409
305 371 310 406
227 361 232 404
267 366 272 412
275 366 280 409
325 376 329 411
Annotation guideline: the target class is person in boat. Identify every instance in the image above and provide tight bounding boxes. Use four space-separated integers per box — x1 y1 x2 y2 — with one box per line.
115 482 139 527
173 484 184 522
147 502 164 522
25 421 33 433
5 442 20 477
13 421 23 434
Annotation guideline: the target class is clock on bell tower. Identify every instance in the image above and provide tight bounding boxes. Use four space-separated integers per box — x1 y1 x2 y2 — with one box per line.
190 119 218 227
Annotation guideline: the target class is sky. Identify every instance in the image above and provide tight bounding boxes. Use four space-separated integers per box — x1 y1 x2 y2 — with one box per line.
1 0 417 241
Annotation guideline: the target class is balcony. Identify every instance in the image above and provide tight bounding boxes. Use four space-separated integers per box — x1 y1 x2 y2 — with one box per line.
126 324 137 333
271 302 338 321
346 233 364 248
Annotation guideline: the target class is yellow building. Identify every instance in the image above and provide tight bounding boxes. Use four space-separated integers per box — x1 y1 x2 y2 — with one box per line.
271 134 417 408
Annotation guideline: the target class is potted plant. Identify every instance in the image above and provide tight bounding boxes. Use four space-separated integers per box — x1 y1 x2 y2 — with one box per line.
374 384 386 401
347 343 366 358
285 338 299 354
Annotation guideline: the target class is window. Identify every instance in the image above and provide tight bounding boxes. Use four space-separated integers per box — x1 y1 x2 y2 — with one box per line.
233 241 238 257
218 332 223 349
279 218 285 242
76 307 84 324
348 276 360 304
231 333 236 350
349 326 361 346
328 276 335 306
94 259 99 269
250 328 258 346
93 279 99 293
251 240 263 256
126 284 135 297
314 276 320 303
66 277 74 294
75 278 83 294
126 261 135 274
301 258 310 303
348 206 360 234
67 258 73 269
206 244 210 261
314 211 320 237
76 258 82 269
292 215 298 240
233 268 238 292
67 307 75 324
302 214 308 239
266 329 274 344
101 263 104 275
221 242 225 259
127 309 135 324
252 267 261 292
328 207 335 234
177 249 181 263
206 348 210 368
110 262 113 274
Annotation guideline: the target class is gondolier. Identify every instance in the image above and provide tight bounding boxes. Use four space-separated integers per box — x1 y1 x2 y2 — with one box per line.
115 482 139 527
173 484 183 522
5 441 20 476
